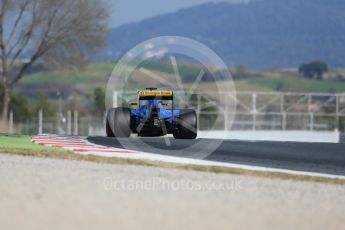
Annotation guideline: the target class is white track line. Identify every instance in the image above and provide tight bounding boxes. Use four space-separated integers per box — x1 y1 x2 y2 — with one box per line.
31 134 345 180
81 139 345 180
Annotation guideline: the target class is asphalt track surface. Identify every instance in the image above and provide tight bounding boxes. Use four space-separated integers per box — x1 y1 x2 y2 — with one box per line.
88 137 345 176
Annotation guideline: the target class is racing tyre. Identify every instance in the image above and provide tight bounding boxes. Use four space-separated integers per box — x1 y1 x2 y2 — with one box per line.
173 109 197 139
106 107 132 137
106 118 114 137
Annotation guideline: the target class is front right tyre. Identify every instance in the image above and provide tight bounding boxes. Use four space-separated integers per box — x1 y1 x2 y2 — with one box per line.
173 109 197 139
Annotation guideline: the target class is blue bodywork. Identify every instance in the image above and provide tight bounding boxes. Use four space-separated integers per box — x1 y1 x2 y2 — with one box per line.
131 99 180 125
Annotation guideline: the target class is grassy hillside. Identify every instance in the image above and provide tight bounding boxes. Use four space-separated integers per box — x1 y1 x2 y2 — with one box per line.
248 77 345 93
16 62 345 104
19 62 114 96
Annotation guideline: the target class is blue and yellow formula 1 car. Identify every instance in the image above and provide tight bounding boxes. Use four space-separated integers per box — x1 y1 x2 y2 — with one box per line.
106 88 197 139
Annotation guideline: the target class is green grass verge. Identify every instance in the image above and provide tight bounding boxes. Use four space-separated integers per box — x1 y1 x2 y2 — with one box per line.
0 135 344 185
0 134 68 152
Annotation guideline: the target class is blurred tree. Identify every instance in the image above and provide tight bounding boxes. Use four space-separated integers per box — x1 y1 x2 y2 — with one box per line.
335 74 344 81
337 117 345 132
93 87 105 115
0 0 109 130
275 82 284 91
32 93 57 118
298 61 329 80
9 93 31 122
232 65 248 80
0 86 31 122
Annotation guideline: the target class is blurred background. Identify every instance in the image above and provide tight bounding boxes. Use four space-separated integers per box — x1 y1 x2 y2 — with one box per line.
2 0 345 138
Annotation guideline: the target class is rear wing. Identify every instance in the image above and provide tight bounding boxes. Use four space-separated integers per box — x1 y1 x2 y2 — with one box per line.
138 90 173 100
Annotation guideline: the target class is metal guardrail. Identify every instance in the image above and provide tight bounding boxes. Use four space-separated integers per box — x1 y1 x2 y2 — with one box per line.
7 91 345 135
113 91 345 132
